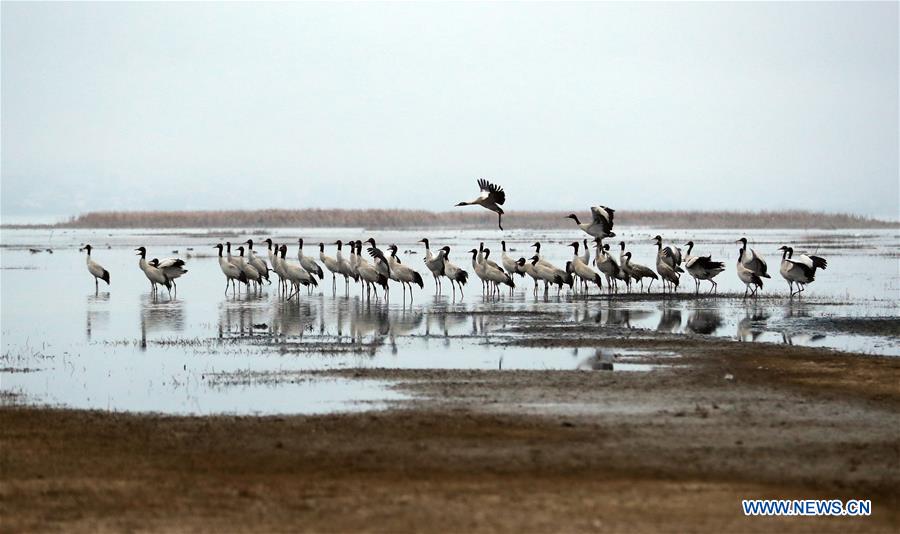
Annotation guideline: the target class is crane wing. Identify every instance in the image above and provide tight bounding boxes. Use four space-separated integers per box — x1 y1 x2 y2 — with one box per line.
157 258 185 269
590 206 614 224
477 178 506 206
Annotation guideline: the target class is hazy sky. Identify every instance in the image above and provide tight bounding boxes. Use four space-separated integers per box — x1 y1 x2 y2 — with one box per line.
2 2 898 220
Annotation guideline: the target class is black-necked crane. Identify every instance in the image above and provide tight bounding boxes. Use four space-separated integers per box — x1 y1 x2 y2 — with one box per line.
653 235 683 272
279 244 318 299
244 239 270 285
349 239 363 290
593 239 622 293
652 236 683 293
477 242 504 293
567 242 602 293
419 238 445 292
683 241 726 294
135 246 171 296
736 237 770 297
469 248 490 294
224 242 249 294
296 238 324 281
439 246 469 299
387 244 424 301
148 257 188 296
79 244 110 291
319 243 341 294
355 241 388 300
567 206 616 239
621 252 658 293
778 246 827 297
234 246 263 293
271 241 289 294
530 242 570 294
364 238 390 276
456 178 507 230
656 258 681 294
482 249 515 297
528 255 567 295
604 244 631 291
214 243 247 295
736 237 770 279
500 241 526 283
263 239 285 293
335 240 357 295
737 247 764 298
365 238 392 298
319 242 341 293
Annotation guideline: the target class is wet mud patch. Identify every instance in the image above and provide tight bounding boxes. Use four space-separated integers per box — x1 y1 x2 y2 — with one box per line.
817 317 900 337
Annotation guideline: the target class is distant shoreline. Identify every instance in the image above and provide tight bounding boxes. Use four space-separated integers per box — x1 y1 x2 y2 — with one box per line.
2 209 897 230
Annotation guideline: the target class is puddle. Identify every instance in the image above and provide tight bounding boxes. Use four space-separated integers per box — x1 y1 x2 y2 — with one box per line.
1 227 898 414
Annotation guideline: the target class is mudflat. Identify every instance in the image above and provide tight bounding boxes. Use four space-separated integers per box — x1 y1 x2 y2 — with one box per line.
2 336 899 533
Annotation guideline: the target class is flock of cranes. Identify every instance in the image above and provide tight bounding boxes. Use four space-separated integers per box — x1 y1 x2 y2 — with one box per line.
79 179 828 300
80 234 827 301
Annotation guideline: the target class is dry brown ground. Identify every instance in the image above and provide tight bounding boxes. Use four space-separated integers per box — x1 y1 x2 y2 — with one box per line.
2 338 899 533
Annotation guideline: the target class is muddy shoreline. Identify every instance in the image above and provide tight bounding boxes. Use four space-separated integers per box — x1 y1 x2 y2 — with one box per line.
3 335 899 532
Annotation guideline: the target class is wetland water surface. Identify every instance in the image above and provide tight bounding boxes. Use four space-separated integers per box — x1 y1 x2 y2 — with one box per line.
1 227 898 414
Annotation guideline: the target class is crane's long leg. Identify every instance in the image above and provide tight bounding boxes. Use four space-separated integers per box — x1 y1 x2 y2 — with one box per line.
498 212 503 231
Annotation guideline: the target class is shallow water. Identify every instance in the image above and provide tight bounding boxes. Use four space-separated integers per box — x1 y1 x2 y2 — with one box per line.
1 227 898 414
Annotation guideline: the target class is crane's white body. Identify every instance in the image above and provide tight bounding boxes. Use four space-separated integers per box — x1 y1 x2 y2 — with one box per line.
594 244 622 291
440 249 468 298
80 245 110 289
419 239 445 291
386 246 423 300
737 252 764 297
137 251 170 295
779 247 826 296
280 247 316 299
245 246 268 282
297 240 324 280
499 241 524 280
234 248 261 289
571 255 601 291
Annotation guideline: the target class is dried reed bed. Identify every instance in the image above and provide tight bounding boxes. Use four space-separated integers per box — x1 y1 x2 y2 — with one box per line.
13 209 899 229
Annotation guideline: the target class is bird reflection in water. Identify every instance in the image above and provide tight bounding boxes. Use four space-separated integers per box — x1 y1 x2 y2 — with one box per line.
686 309 723 335
140 294 185 349
218 300 271 338
351 300 391 342
270 300 316 337
85 292 110 341
387 309 424 354
425 297 468 340
777 302 825 346
736 307 770 342
577 348 615 371
656 306 682 333
470 311 506 336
